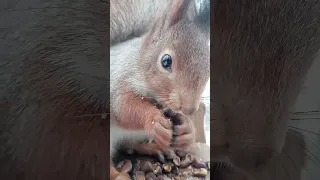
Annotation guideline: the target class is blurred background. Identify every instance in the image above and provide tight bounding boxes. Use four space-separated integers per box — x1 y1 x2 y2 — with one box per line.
203 78 210 146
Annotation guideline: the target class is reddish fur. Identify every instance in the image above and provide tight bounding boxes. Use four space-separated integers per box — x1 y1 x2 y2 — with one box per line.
110 86 172 179
131 102 207 156
114 86 157 130
145 76 176 110
169 0 184 25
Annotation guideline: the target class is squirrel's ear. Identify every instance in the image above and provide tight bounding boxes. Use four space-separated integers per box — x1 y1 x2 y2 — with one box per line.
145 0 196 45
186 0 198 22
143 0 194 46
164 0 194 28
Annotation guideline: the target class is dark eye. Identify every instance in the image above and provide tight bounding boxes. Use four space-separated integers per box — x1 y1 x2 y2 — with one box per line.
161 54 172 72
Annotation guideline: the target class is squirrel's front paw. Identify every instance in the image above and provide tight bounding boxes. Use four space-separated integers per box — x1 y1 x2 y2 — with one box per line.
110 166 131 180
144 112 173 150
172 114 196 151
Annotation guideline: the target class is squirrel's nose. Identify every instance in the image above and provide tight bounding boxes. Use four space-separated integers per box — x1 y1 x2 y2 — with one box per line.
181 104 199 116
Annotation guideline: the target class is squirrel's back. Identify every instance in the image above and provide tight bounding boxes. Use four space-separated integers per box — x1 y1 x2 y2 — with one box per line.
110 0 172 45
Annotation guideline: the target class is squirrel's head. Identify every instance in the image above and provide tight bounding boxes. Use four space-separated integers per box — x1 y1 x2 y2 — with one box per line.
139 0 210 115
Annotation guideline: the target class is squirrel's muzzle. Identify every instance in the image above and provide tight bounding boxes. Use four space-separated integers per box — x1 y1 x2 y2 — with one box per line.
181 102 199 116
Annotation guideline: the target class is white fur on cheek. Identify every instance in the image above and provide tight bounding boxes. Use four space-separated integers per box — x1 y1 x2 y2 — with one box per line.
130 77 149 97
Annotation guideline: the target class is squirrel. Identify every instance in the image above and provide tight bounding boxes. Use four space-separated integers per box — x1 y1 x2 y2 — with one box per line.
110 0 210 179
210 0 320 175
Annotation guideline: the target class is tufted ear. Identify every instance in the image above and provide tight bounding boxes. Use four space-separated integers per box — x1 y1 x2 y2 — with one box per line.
164 0 194 28
142 0 194 46
166 0 210 31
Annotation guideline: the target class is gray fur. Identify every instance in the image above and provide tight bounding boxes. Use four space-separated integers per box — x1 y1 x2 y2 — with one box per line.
110 0 210 46
110 0 173 45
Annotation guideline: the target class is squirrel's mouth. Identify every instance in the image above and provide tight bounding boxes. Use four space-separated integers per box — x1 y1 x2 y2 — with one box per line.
143 92 181 116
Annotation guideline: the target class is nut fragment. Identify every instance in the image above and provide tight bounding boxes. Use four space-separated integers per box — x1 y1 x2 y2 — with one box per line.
173 176 181 180
173 157 181 166
192 168 208 177
140 161 153 172
145 172 156 180
166 173 174 178
163 108 177 121
176 150 187 158
162 163 172 173
180 154 194 168
155 175 167 180
133 171 146 180
117 140 210 179
132 163 141 175
179 166 192 176
171 165 179 175
163 149 177 160
192 158 206 169
152 163 163 175
156 152 166 163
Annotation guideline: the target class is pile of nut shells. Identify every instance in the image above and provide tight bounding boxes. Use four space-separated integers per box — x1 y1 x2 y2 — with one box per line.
115 148 210 180
115 106 210 179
